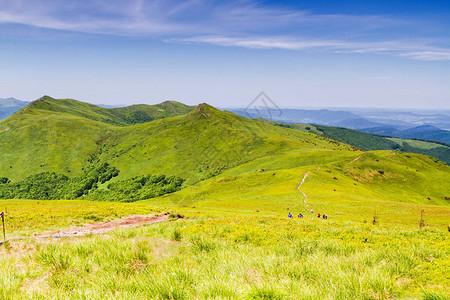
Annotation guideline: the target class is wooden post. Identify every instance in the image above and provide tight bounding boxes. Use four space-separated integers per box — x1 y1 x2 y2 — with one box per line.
419 209 425 228
1 212 5 241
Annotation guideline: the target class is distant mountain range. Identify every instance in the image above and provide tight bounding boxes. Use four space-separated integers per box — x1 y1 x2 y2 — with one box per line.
352 109 450 130
0 97 29 120
361 125 450 144
228 107 450 143
230 108 382 129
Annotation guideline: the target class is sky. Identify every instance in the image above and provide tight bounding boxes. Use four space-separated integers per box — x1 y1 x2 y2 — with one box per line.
1 0 449 109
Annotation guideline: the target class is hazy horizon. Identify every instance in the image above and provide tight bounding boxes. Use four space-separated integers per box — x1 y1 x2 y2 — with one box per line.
3 95 450 112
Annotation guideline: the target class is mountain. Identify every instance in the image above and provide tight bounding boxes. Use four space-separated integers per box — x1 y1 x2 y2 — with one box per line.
0 97 354 183
362 125 450 143
333 117 384 130
0 97 29 120
19 95 195 126
1 97 449 207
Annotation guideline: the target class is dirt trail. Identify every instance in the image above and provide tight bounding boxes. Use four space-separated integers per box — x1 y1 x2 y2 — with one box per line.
297 171 310 190
297 171 310 205
348 155 362 164
37 214 169 239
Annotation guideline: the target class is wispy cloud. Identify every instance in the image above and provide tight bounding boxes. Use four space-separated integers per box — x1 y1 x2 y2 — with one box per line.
172 35 450 61
399 51 450 61
1 0 449 60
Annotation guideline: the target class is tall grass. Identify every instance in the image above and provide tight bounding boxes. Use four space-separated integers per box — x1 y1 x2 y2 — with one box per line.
0 216 447 299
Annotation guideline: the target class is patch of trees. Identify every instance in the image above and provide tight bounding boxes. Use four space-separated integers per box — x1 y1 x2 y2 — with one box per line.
86 174 184 202
0 163 119 200
314 125 399 151
0 163 183 201
123 111 154 125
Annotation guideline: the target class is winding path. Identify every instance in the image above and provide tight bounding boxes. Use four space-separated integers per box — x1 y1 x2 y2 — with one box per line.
347 155 362 164
1 214 170 245
297 171 310 205
37 214 169 238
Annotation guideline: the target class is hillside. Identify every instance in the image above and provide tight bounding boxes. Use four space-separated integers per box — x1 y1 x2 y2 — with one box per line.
314 125 450 165
0 98 355 183
260 119 450 165
0 98 449 208
0 97 29 120
0 97 193 180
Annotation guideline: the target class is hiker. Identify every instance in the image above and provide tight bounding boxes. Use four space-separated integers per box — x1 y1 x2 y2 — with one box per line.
318 213 321 218
310 209 313 214
298 213 303 218
288 212 293 219
325 214 328 220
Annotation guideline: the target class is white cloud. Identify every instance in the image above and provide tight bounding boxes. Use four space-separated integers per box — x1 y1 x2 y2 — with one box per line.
0 0 396 36
173 35 450 61
399 51 450 61
0 0 449 61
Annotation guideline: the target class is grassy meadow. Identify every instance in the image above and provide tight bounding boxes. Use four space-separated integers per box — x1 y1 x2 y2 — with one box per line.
1 98 449 299
0 205 448 299
1 160 448 299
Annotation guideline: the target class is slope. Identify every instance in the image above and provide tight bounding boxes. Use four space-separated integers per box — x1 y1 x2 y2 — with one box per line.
93 104 356 185
258 119 450 164
313 124 450 165
0 108 114 180
148 148 449 226
0 96 193 181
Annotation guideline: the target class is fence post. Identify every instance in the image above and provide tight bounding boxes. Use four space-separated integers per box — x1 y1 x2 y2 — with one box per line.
1 212 5 241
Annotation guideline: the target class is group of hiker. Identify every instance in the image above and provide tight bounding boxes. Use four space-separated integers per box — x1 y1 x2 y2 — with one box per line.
288 209 328 220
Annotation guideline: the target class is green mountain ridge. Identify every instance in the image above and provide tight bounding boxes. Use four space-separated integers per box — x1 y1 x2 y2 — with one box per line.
18 95 196 126
0 97 449 207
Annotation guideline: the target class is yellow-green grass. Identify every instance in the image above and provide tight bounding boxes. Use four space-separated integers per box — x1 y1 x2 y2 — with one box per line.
0 199 159 236
2 141 448 236
1 155 448 298
1 216 448 299
140 149 449 229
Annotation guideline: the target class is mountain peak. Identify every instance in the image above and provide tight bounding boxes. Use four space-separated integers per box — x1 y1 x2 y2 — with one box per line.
193 103 221 118
37 95 55 101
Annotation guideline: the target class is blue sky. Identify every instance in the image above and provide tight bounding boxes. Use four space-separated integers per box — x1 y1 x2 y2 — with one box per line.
1 0 449 108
